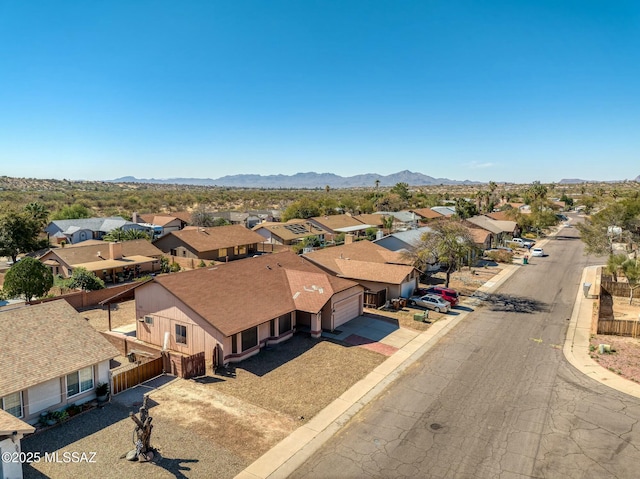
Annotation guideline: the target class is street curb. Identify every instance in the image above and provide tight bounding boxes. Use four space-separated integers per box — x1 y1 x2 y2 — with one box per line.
235 263 520 479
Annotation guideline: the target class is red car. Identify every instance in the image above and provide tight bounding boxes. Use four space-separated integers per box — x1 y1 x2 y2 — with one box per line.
425 286 459 307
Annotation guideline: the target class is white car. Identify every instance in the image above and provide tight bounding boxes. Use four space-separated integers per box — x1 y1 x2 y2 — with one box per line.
408 294 451 313
510 237 535 249
531 247 544 257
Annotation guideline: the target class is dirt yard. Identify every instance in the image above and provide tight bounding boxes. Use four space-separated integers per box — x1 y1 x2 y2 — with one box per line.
590 296 640 384
81 300 137 331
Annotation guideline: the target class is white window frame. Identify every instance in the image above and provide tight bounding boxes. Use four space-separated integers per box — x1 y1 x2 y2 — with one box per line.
66 366 94 398
1 391 23 418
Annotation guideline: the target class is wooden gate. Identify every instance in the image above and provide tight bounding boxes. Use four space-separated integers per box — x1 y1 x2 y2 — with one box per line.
182 352 205 379
111 356 164 395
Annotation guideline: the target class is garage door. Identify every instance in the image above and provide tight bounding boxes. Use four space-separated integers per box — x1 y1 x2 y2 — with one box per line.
333 294 363 329
400 280 415 299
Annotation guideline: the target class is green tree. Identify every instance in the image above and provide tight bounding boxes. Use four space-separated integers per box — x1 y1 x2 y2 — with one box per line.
191 208 217 227
212 218 231 227
2 257 54 301
0 211 48 263
404 220 475 287
67 267 105 291
103 227 151 242
390 182 411 201
621 259 640 305
51 203 92 220
282 198 321 221
606 254 627 282
455 198 478 219
25 202 49 228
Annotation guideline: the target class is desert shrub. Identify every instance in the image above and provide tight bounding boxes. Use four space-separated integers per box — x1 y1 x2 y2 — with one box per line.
485 250 514 263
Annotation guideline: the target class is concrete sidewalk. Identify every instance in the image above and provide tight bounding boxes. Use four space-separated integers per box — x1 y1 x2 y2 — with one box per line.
236 233 640 479
564 265 640 398
235 263 519 479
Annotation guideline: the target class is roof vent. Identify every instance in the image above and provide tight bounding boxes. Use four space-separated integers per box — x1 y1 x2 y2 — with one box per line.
266 265 271 270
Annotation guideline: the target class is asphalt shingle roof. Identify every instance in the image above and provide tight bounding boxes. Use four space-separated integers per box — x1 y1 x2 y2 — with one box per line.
0 301 119 397
154 224 265 253
149 251 357 336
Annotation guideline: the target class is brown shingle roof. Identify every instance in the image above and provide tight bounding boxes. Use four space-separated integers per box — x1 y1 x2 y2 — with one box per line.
0 301 119 397
39 240 163 268
253 220 325 242
310 214 369 233
150 251 357 336
155 225 264 253
411 208 443 219
0 409 34 434
304 240 413 266
303 241 415 284
352 214 384 227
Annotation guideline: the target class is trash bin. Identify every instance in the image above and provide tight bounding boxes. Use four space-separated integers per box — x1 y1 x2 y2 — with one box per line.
414 313 425 322
523 256 528 265
583 282 592 298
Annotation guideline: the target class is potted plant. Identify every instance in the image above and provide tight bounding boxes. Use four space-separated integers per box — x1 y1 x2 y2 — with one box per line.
43 411 57 426
96 382 109 402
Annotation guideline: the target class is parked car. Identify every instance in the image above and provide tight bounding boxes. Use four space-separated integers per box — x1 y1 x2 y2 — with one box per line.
408 294 451 313
510 237 535 249
531 247 544 257
424 286 460 307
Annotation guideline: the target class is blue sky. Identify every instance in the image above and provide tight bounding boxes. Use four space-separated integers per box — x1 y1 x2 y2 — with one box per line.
1 1 638 184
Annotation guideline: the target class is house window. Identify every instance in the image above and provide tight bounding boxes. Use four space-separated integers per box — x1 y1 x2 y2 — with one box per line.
241 327 258 351
66 366 94 398
270 319 275 337
232 334 238 354
176 324 187 345
218 248 227 258
1 391 23 418
279 314 292 334
170 249 177 256
144 316 154 325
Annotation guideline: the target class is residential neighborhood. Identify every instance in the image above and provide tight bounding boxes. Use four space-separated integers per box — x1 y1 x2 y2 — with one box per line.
3 177 640 479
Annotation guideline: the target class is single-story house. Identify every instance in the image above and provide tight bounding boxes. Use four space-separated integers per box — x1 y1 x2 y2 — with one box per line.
252 220 327 245
0 300 119 425
374 211 420 230
132 251 363 366
0 409 35 479
37 240 163 283
303 240 419 306
212 211 282 229
465 215 519 248
373 227 440 273
152 224 265 262
134 212 189 238
45 217 147 245
410 208 444 223
308 214 378 241
430 206 457 217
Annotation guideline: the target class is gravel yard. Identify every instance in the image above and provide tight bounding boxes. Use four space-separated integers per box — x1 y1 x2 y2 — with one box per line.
22 333 385 479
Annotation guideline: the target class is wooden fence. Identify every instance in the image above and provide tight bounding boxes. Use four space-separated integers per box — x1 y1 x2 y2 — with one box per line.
166 351 206 379
111 356 164 395
597 319 640 338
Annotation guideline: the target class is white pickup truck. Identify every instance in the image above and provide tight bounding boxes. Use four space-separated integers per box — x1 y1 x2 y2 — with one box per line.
509 237 535 248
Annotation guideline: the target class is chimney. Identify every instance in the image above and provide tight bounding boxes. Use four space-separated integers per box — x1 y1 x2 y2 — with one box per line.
345 233 354 245
109 242 123 260
132 212 139 223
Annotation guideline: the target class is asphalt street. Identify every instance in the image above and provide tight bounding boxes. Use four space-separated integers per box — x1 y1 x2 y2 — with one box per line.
290 225 640 478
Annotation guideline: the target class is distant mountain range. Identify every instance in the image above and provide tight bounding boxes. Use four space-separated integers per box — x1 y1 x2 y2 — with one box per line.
109 170 482 188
